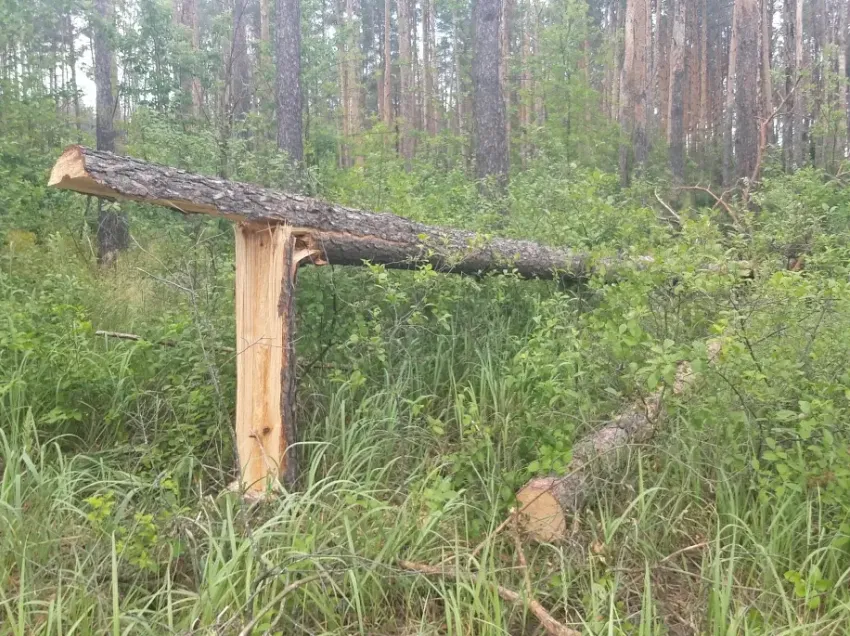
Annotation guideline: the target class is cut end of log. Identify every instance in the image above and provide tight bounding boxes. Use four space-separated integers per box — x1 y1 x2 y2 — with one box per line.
516 478 567 542
48 145 239 220
49 146 102 192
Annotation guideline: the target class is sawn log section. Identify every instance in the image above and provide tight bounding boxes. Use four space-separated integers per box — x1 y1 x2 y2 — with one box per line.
49 145 643 280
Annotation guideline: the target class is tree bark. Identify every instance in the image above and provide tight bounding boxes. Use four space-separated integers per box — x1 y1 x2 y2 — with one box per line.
277 0 304 163
93 0 128 265
760 0 773 145
380 0 392 128
792 0 804 168
473 0 509 192
619 0 649 186
722 0 738 185
231 0 252 124
838 0 848 161
668 0 686 183
500 0 514 147
398 0 415 165
734 0 760 181
49 145 658 280
423 0 438 135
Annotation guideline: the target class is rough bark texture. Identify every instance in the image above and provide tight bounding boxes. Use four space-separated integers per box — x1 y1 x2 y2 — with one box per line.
473 0 509 192
381 0 392 128
423 0 438 135
760 0 773 143
619 0 649 186
516 348 717 543
49 145 654 280
93 0 128 265
722 0 738 185
792 0 804 168
276 0 304 162
734 0 760 181
668 0 686 183
231 0 252 124
398 0 414 165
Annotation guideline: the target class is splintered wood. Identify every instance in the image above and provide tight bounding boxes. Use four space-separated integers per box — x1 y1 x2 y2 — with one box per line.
234 223 298 495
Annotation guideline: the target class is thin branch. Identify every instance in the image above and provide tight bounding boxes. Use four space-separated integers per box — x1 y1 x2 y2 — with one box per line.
398 560 581 636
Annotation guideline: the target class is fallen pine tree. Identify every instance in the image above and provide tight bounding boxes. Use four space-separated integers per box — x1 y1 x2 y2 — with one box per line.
48 145 661 280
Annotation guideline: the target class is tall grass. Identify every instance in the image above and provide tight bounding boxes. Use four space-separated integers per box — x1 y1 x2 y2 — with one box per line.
3 214 850 634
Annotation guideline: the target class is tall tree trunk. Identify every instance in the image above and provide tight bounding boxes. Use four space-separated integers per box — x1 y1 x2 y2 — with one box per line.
339 0 362 166
838 0 848 161
473 0 509 192
792 0 804 168
669 0 686 182
277 0 304 164
734 0 760 181
398 0 415 165
500 0 514 147
658 10 670 135
65 12 82 135
722 0 738 185
520 2 532 166
93 0 128 265
261 0 271 46
231 0 252 126
619 0 649 185
380 0 392 128
760 0 773 145
782 0 795 170
423 0 438 135
698 0 709 163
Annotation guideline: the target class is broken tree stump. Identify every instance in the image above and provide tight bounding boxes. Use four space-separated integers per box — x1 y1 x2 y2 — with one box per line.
233 223 308 493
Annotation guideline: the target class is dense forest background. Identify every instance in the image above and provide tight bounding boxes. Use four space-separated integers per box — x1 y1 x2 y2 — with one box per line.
4 0 850 633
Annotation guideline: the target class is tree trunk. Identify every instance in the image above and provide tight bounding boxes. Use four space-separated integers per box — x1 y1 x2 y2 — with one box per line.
620 0 649 186
734 0 760 181
722 0 738 185
276 0 304 163
49 146 662 281
658 10 670 135
473 0 509 193
520 3 532 167
65 12 82 134
398 0 415 165
782 0 795 170
261 0 271 46
699 0 709 153
231 0 252 125
381 0 392 128
792 0 804 168
423 0 438 135
500 0 514 148
760 0 773 145
835 1 848 162
93 0 128 265
669 0 686 183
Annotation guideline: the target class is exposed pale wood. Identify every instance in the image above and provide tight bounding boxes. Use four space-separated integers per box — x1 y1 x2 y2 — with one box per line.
234 223 302 493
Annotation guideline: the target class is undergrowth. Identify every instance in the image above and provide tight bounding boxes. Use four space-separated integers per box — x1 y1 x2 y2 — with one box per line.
3 124 850 633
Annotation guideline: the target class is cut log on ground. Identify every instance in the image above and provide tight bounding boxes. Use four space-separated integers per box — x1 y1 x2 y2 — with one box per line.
516 343 720 542
49 145 648 280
